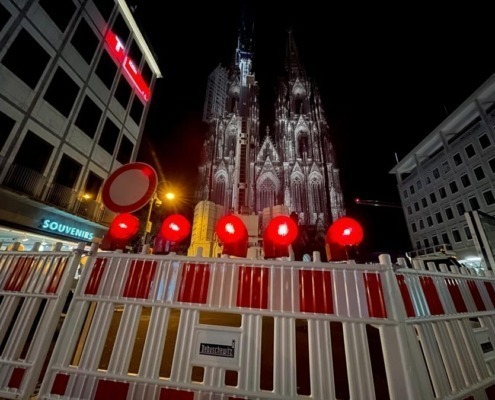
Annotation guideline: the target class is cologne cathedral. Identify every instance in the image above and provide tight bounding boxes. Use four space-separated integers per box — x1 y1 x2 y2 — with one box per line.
190 12 345 258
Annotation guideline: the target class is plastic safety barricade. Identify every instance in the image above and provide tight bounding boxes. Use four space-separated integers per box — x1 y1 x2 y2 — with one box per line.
33 252 495 400
0 244 83 399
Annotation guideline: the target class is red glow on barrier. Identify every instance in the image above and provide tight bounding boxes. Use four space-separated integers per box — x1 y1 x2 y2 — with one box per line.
160 214 191 243
326 216 363 247
105 31 150 101
265 215 298 246
108 213 140 240
216 214 247 244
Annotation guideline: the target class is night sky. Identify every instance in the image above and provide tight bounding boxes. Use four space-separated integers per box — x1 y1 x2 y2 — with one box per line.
133 1 495 258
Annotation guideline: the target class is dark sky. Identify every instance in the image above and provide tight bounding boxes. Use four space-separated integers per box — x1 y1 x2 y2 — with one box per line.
133 1 495 257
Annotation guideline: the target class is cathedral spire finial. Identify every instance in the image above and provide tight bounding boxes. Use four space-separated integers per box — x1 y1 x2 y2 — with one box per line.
285 29 306 80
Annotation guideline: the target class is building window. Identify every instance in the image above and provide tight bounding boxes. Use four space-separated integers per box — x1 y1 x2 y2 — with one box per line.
441 232 450 245
403 189 408 199
468 196 480 211
70 18 99 64
112 13 130 43
116 135 133 164
473 166 485 181
427 216 433 227
445 207 454 220
53 154 81 188
39 0 76 32
464 226 473 240
74 96 102 138
13 130 54 172
407 205 412 215
94 0 114 20
429 192 437 204
489 158 495 173
460 173 471 188
83 171 103 199
128 39 143 66
442 160 451 174
0 110 16 151
409 184 415 196
479 133 491 149
2 29 50 89
421 197 427 207
464 143 476 159
453 153 463 166
0 2 11 31
452 229 462 243
432 235 439 246
98 118 119 154
416 241 421 250
432 168 440 179
439 187 447 199
419 219 425 230
416 180 422 190
425 175 432 185
423 238 430 248
456 202 466 217
129 96 144 124
114 75 132 108
449 180 458 194
435 212 443 224
414 202 419 212
43 67 80 117
95 51 117 89
411 222 417 233
483 190 495 206
141 62 152 87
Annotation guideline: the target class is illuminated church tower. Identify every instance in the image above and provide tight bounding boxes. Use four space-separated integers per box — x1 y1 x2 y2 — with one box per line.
190 14 345 258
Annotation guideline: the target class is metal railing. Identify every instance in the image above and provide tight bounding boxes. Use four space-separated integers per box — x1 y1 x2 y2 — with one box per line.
1 163 109 224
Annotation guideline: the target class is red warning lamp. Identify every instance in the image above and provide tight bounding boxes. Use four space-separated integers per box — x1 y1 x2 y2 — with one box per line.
265 215 298 246
216 214 247 244
326 216 364 247
159 214 191 243
108 213 140 240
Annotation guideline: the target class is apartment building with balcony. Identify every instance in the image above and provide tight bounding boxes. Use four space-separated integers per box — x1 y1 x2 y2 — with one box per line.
390 73 495 265
0 0 161 250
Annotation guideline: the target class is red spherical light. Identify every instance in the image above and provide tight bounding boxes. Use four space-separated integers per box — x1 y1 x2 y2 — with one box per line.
160 214 191 242
216 214 247 244
326 217 364 247
265 215 298 246
109 213 140 240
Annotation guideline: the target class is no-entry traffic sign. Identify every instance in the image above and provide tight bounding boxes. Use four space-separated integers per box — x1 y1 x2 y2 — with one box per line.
102 162 158 213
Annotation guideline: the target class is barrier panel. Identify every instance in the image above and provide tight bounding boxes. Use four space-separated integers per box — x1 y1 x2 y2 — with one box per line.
30 251 495 400
0 244 84 399
1 246 494 399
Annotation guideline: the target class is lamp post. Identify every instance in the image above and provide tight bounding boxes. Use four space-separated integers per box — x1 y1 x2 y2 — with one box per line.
142 182 177 250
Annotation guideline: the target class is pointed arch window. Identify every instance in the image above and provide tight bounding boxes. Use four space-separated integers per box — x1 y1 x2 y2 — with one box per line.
297 132 309 159
309 176 324 213
213 175 226 206
291 175 305 212
259 178 277 210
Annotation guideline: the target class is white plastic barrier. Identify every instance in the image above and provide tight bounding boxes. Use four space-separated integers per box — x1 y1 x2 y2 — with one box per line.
0 243 84 399
33 251 495 400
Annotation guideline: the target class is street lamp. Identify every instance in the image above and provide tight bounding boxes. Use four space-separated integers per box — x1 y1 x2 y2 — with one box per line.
142 181 178 248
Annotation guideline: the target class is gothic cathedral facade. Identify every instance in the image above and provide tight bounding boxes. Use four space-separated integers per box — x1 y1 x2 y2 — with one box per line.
194 22 345 251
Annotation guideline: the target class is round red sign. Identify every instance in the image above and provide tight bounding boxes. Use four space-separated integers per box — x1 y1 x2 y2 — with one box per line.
102 162 158 213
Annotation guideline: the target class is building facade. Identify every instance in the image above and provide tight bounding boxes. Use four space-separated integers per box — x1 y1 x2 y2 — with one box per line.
0 0 161 250
390 73 495 264
192 22 345 257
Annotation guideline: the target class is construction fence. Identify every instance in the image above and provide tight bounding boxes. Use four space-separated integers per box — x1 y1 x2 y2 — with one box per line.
0 245 495 399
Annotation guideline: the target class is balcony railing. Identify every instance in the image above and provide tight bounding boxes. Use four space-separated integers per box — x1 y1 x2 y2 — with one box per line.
1 163 110 224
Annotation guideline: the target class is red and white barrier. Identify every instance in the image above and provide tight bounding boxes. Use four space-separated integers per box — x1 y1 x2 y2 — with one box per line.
0 245 494 399
0 244 84 399
31 251 495 399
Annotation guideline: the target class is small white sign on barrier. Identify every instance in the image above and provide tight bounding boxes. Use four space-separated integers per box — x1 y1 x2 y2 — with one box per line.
192 326 241 368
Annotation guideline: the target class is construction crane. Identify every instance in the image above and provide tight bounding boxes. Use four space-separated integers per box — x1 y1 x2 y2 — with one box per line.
354 198 402 209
